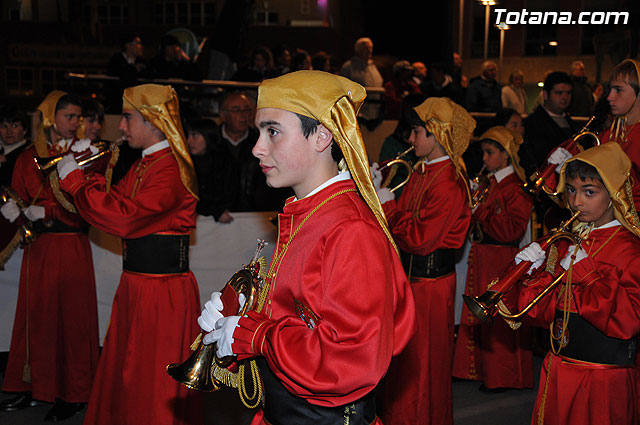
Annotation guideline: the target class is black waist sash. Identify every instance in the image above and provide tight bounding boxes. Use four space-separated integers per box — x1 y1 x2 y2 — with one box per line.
401 248 456 279
553 310 636 366
476 233 520 247
123 234 189 274
34 219 88 234
256 358 376 425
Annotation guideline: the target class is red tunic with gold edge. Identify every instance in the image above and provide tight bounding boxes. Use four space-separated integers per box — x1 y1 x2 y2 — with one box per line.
380 158 471 425
516 225 640 425
228 178 415 425
59 146 202 425
453 171 534 389
2 142 99 404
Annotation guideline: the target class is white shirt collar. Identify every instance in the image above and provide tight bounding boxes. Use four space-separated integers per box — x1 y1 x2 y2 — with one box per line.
426 155 450 165
2 139 27 156
595 219 620 230
142 140 170 158
493 165 514 183
296 171 351 201
222 125 249 146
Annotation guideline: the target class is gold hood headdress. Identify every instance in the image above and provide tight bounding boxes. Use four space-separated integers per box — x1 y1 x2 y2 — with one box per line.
413 97 476 204
479 126 526 182
557 143 640 238
123 84 198 199
34 90 85 157
257 70 396 251
608 59 640 144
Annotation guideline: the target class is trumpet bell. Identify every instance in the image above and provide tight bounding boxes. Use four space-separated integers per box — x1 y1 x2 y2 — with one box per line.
462 291 502 324
166 339 220 392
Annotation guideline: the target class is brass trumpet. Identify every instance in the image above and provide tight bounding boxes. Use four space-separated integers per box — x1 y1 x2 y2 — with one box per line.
524 117 600 197
377 146 415 193
462 210 582 324
470 165 491 209
166 240 267 392
33 139 115 175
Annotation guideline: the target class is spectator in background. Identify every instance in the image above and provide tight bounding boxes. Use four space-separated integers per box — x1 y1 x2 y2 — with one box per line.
105 33 146 113
0 106 30 187
291 48 312 72
81 98 105 141
232 45 277 82
452 52 464 87
384 60 421 119
494 107 525 136
312 51 332 73
567 60 594 117
185 118 227 221
502 69 528 114
147 34 203 81
592 82 604 104
521 71 578 179
213 91 291 217
273 44 292 76
340 37 384 126
412 61 428 87
466 60 502 113
421 62 463 105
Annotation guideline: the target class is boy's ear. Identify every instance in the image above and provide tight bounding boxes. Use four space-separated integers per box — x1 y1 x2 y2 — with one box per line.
313 124 334 153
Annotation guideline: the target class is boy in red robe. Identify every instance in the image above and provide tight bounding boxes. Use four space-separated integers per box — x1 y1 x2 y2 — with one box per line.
0 91 102 421
197 70 415 425
374 97 473 425
513 142 640 425
453 126 534 390
56 84 202 425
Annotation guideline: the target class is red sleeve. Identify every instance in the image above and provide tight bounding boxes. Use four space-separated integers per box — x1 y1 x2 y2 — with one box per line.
60 158 195 238
570 255 640 340
383 172 470 255
232 218 415 406
473 180 532 243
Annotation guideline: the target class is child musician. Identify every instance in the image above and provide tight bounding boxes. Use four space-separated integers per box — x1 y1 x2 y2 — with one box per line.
374 97 474 425
513 143 640 425
452 126 534 391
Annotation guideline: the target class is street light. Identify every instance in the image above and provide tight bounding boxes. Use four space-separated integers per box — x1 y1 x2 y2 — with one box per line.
495 21 509 81
479 0 497 61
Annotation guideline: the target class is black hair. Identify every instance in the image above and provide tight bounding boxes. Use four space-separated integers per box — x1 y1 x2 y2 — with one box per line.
565 160 604 184
294 112 343 163
120 33 140 50
55 94 82 113
161 34 180 50
543 71 572 95
187 118 218 151
82 98 105 123
480 138 505 152
1 106 28 129
493 107 520 127
394 93 428 140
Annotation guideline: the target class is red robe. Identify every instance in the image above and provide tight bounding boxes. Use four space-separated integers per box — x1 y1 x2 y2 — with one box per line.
228 178 415 424
453 170 534 389
381 158 471 425
60 145 202 425
2 142 99 403
516 224 640 425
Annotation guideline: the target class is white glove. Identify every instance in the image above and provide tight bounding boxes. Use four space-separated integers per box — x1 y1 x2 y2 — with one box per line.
376 187 395 205
1 199 20 223
469 178 479 191
197 292 224 333
560 245 588 270
514 242 546 275
204 315 241 356
71 138 92 153
57 154 79 180
22 205 45 221
370 162 383 190
547 147 572 173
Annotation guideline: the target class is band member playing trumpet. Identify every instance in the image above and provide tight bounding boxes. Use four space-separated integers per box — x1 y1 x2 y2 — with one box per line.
512 143 640 425
198 70 415 425
56 84 202 425
373 97 473 425
0 92 101 421
452 126 534 391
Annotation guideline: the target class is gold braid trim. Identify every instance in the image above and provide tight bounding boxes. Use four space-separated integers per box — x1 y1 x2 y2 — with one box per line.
105 144 120 193
49 171 78 213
